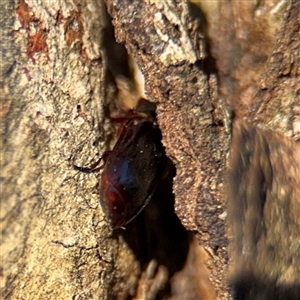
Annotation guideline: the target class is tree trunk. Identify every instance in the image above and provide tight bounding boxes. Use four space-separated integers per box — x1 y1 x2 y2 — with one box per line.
1 0 299 299
1 1 116 299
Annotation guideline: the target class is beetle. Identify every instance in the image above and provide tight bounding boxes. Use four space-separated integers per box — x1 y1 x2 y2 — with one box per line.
73 112 168 229
100 117 168 229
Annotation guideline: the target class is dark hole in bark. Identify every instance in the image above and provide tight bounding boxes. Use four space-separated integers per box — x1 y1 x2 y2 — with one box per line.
117 159 193 299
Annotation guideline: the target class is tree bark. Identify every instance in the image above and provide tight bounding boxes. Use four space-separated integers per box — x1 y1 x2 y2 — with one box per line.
105 0 300 299
227 1 300 298
1 1 116 299
1 0 299 299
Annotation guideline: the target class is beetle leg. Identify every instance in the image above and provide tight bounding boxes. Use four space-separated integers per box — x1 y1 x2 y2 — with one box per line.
70 152 110 173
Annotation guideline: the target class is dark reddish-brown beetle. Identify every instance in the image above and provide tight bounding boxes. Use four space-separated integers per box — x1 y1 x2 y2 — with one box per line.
100 116 168 228
73 103 168 229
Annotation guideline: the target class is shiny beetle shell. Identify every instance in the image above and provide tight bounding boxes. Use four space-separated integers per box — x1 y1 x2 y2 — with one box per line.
100 118 167 229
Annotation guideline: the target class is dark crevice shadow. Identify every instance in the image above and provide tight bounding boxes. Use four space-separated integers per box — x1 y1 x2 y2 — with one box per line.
115 159 192 298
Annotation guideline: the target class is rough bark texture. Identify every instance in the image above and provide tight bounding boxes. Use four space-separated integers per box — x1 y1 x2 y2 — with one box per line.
1 1 218 299
251 0 300 138
227 1 300 298
105 0 230 298
1 0 300 299
1 1 117 299
228 122 300 299
105 0 300 299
